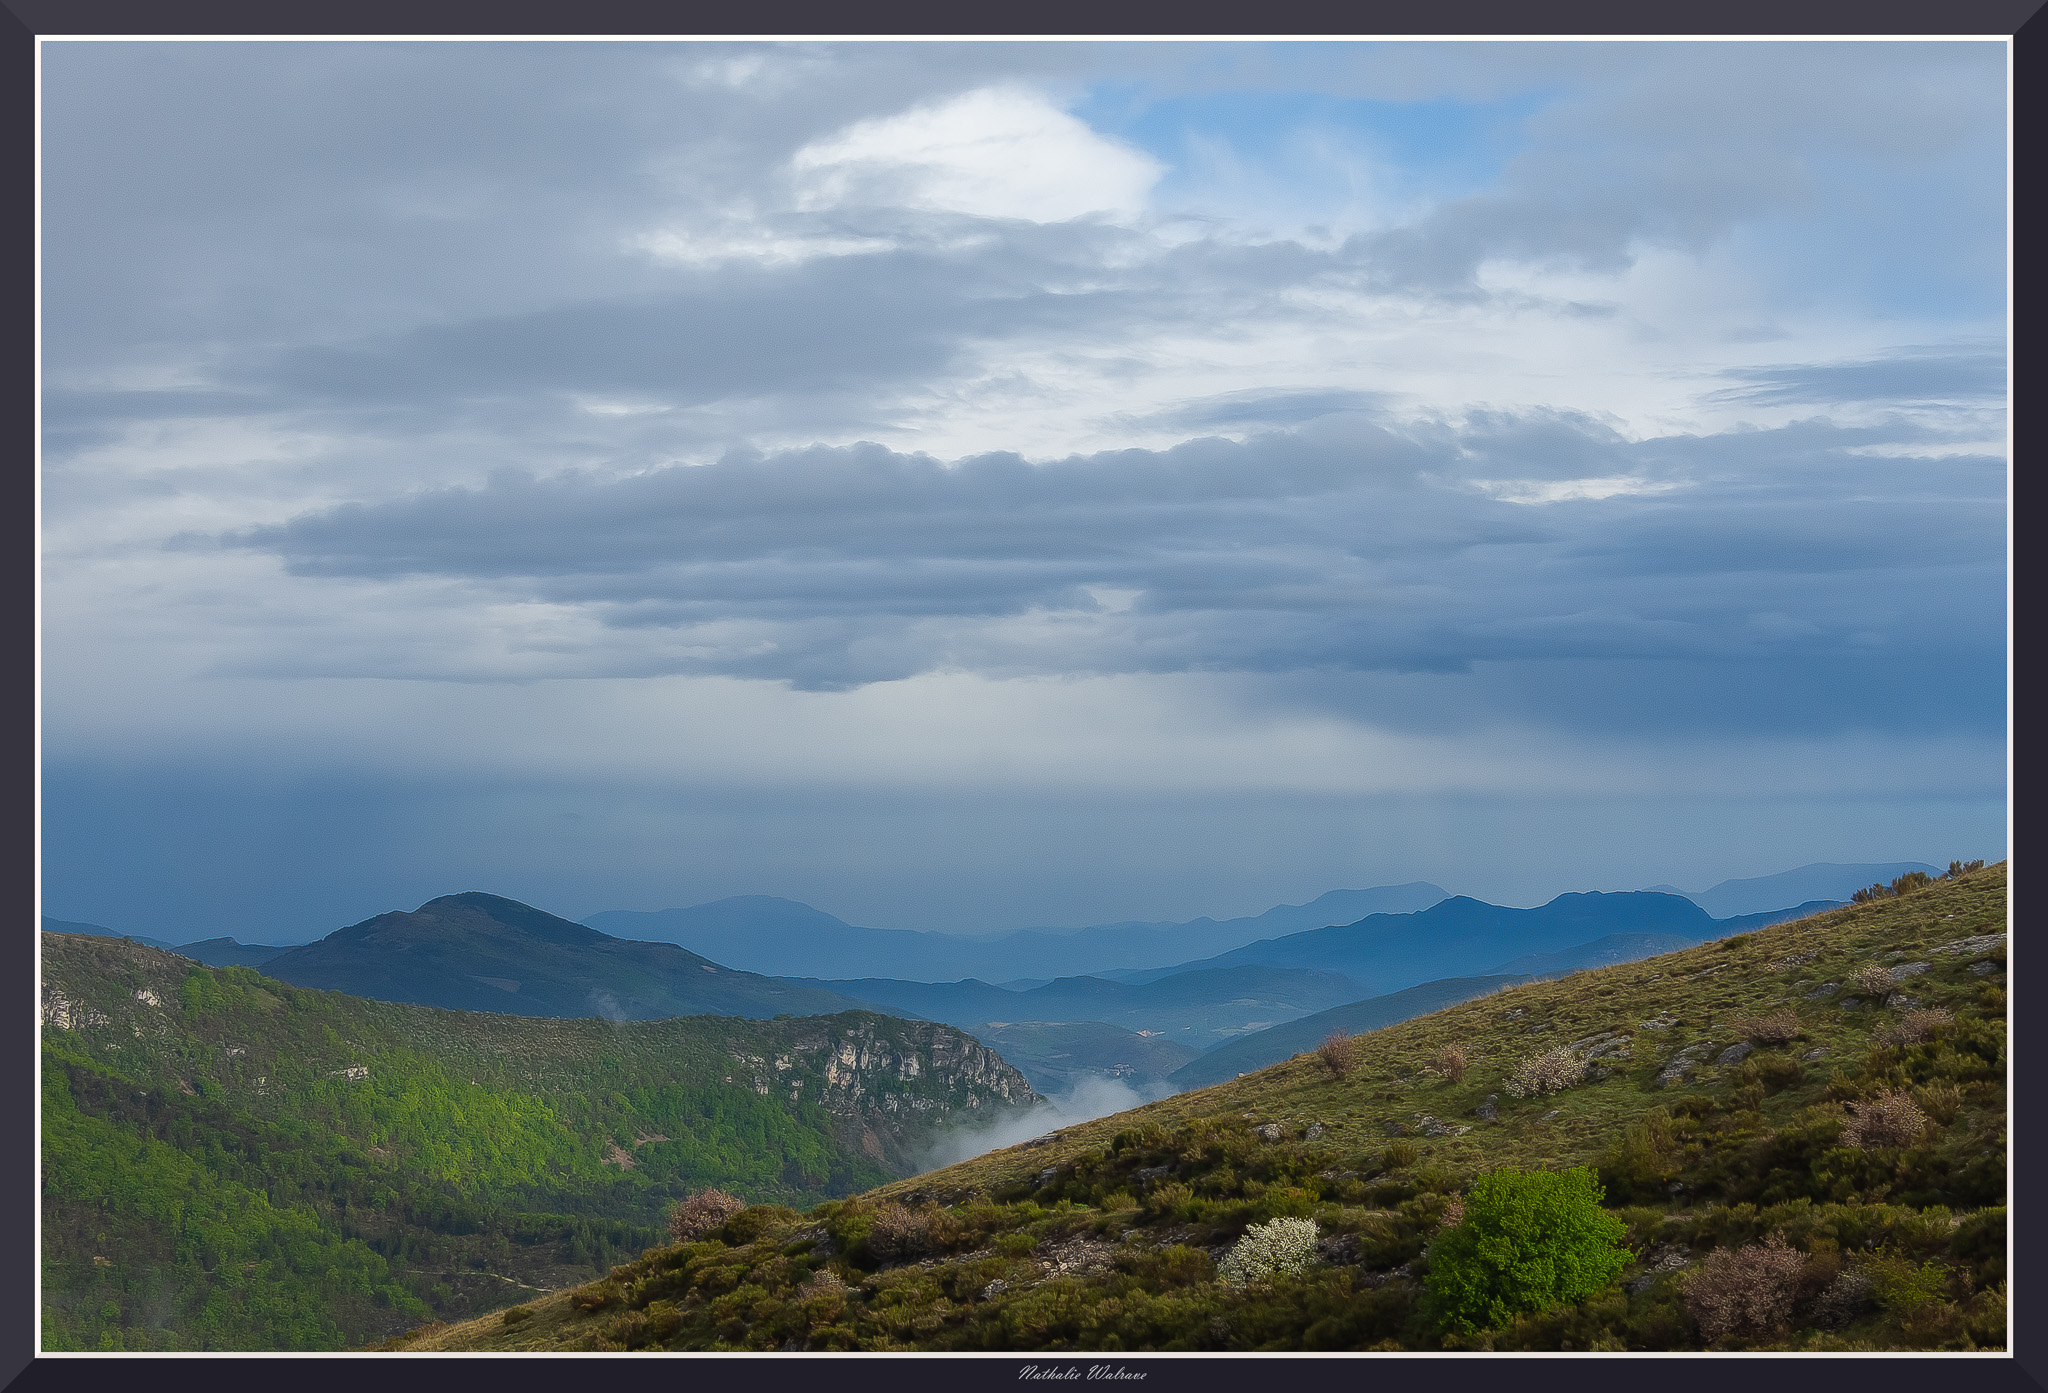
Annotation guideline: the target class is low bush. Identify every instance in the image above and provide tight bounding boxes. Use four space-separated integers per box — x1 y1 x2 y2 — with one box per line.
863 1203 933 1264
1877 1010 1954 1049
1381 1141 1420 1171
1217 1217 1320 1286
1853 963 1900 996
1733 1010 1801 1046
1811 1265 1875 1327
1430 1044 1469 1083
1317 1031 1359 1079
1423 1166 1632 1335
1503 1046 1585 1099
1840 1090 1928 1150
1946 860 1985 879
501 1305 533 1325
668 1189 746 1244
1913 1080 1964 1127
1681 1232 1804 1344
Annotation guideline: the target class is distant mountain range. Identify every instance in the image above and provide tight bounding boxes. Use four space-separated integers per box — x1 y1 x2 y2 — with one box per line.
582 883 1451 984
1168 973 1542 1089
803 965 1372 1049
1643 861 1939 918
1110 892 1842 1000
253 893 872 1022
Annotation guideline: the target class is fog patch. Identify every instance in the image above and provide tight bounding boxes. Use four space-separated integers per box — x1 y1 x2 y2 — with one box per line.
916 1074 1179 1173
587 989 628 1022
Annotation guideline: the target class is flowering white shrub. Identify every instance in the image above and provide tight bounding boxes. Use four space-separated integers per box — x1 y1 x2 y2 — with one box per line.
1218 1217 1320 1286
1503 1046 1586 1099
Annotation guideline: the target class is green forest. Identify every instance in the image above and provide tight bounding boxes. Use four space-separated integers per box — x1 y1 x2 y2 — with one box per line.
40 938 1020 1350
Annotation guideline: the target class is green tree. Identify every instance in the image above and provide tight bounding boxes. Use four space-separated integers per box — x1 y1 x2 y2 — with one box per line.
1423 1166 1631 1334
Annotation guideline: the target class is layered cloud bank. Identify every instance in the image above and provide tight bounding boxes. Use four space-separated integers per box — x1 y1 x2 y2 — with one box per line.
39 41 2007 940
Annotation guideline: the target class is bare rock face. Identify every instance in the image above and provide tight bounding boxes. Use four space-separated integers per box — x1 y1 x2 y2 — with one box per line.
1935 933 2005 957
1716 1042 1754 1067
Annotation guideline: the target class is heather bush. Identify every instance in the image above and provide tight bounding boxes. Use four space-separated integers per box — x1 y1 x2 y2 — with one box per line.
863 1202 934 1264
1681 1233 1805 1344
1811 1265 1876 1327
668 1188 746 1243
1853 963 1900 996
1430 1044 1469 1083
1218 1216 1319 1286
1503 1046 1586 1099
1840 1090 1928 1150
1381 1140 1420 1171
1317 1031 1359 1079
1876 1009 1954 1048
1733 1010 1801 1046
1423 1166 1631 1334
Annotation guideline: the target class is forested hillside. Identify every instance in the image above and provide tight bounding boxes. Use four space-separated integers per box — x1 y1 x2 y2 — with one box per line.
39 936 1033 1351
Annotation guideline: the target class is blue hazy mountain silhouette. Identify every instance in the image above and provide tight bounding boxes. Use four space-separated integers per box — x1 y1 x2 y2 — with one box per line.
1648 862 1938 917
583 883 1450 984
1109 892 1840 1000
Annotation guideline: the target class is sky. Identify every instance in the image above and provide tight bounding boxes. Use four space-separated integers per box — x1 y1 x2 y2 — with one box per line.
39 40 2009 945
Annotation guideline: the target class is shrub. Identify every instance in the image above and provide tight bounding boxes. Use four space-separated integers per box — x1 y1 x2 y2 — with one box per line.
1852 963 1899 996
1430 1044 1469 1083
795 1269 844 1301
1681 1233 1805 1344
1840 1090 1928 1149
1217 1217 1320 1286
1422 1166 1632 1335
1811 1265 1876 1327
1503 1046 1586 1099
1732 1009 1800 1045
862 1202 932 1264
1381 1140 1420 1171
667 1188 746 1244
1876 1008 1953 1048
1890 871 1934 896
1946 860 1985 879
501 1305 533 1326
1317 1031 1359 1079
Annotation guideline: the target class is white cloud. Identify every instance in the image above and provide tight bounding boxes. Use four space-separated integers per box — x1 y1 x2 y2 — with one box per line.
790 86 1164 225
1468 474 1686 505
628 225 897 269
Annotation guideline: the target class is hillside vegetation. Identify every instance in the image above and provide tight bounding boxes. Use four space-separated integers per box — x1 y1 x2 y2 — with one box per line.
401 863 2006 1353
39 936 1033 1351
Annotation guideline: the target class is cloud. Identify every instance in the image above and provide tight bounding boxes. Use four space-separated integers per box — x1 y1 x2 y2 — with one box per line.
915 1075 1176 1172
195 409 2003 709
792 86 1164 224
1704 346 2006 408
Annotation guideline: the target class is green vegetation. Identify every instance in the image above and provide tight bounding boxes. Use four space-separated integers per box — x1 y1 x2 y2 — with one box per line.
403 861 2006 1353
1424 1167 1629 1334
39 936 1030 1351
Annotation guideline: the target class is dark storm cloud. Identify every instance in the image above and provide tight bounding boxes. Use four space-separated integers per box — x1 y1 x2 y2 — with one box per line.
216 411 2004 703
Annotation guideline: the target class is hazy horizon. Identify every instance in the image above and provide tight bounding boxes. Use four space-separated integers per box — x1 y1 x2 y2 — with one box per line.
41 40 2007 946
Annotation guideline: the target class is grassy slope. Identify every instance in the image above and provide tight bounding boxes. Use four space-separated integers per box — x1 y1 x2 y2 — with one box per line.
40 937 1034 1350
402 864 2006 1353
